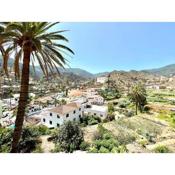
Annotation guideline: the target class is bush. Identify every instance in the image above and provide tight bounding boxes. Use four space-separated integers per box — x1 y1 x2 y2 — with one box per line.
88 124 127 153
56 121 84 153
103 114 115 123
118 100 129 108
0 126 42 153
80 115 102 126
80 141 90 151
124 110 134 117
138 138 148 148
0 128 13 152
154 145 171 153
37 125 51 135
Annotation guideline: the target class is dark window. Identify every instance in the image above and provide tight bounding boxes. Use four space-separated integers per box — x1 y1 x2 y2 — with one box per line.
50 113 52 116
66 114 69 118
73 118 76 121
57 115 60 118
94 113 96 116
43 118 46 122
73 110 76 114
79 108 81 111
49 121 52 125
100 115 103 117
57 123 60 127
79 115 81 118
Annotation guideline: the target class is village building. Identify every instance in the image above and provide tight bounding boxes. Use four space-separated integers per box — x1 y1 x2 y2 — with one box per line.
96 76 108 84
84 105 108 119
87 95 104 105
40 102 83 128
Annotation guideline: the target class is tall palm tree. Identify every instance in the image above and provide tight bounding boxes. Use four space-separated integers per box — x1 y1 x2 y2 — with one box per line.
128 82 147 115
0 22 74 152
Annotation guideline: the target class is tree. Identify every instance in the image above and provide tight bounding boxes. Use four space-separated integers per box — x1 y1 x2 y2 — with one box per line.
128 83 147 115
56 121 84 153
0 22 74 152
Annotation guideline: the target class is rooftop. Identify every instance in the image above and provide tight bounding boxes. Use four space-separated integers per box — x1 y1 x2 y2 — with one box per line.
48 102 81 115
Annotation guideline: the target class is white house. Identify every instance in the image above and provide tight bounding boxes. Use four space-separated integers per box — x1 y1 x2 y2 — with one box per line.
27 105 43 116
70 96 89 110
87 95 104 105
40 102 83 128
96 76 108 84
84 105 108 119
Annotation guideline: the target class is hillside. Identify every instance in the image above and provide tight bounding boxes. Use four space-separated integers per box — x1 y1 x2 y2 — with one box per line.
143 64 175 77
108 70 159 89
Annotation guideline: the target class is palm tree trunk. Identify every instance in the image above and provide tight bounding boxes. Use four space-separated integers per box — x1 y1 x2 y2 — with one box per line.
11 49 31 153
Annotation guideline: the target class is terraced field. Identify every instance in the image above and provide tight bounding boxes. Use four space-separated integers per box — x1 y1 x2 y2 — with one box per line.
83 113 175 153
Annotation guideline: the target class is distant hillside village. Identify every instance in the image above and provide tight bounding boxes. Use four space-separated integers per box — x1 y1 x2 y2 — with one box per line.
1 66 175 129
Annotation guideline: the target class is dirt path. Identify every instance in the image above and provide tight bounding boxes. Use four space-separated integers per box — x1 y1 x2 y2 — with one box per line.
40 135 55 153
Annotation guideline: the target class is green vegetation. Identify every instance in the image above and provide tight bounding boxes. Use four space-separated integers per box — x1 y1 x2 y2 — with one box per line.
0 125 48 153
80 115 102 126
157 111 175 128
88 124 128 153
53 121 84 153
128 83 147 115
99 88 121 101
154 145 171 153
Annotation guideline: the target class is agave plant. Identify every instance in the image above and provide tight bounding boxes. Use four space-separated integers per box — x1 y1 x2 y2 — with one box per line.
0 22 74 152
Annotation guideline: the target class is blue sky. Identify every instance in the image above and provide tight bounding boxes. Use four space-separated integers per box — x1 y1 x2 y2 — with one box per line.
55 22 175 74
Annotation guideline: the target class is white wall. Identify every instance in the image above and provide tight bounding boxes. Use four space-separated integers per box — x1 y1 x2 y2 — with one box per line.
41 107 83 128
84 106 107 119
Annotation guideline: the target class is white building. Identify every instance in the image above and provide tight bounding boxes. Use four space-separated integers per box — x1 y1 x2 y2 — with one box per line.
87 95 104 105
70 96 89 110
96 76 108 84
84 105 108 119
40 102 83 128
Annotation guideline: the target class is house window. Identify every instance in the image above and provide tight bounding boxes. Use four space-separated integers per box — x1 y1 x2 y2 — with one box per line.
57 123 60 127
79 108 81 111
73 110 76 114
57 115 60 118
94 113 96 116
79 115 81 118
50 113 52 116
66 114 69 118
100 115 103 117
49 121 52 125
73 118 76 121
43 118 46 122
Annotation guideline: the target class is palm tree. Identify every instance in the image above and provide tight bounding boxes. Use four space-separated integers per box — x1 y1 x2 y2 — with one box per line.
128 83 147 115
0 22 74 152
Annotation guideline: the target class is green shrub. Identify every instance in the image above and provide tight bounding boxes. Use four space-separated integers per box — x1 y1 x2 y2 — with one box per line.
154 145 170 153
37 125 51 135
88 124 127 153
0 128 13 153
80 141 90 151
56 121 84 153
80 115 101 126
0 126 44 153
103 114 115 123
138 138 148 148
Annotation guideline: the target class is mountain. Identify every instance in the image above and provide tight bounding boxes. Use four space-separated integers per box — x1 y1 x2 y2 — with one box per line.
0 57 92 79
2 56 175 78
60 68 94 78
94 72 109 77
143 64 175 77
